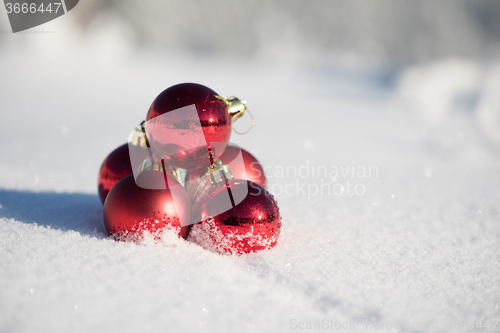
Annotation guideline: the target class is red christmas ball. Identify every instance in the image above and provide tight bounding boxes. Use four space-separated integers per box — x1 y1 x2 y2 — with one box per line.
145 83 232 169
103 170 192 241
97 143 148 204
189 180 282 255
185 144 267 198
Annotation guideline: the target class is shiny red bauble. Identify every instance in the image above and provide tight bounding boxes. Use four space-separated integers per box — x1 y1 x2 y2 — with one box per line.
97 143 148 204
145 83 231 169
103 170 191 241
189 180 281 255
186 144 267 198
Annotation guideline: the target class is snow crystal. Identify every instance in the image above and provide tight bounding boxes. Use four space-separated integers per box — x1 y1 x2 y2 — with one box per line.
188 218 278 255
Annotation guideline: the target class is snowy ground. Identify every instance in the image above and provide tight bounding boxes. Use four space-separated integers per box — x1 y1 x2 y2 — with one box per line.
1 15 500 333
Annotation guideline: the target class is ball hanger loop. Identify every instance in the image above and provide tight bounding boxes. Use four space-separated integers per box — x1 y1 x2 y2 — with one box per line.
233 108 254 135
226 96 255 135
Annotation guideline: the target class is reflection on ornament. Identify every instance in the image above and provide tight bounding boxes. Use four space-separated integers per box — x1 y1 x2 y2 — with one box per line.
103 169 191 242
189 179 281 255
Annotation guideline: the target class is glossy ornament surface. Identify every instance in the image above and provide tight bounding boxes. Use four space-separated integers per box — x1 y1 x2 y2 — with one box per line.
103 170 191 241
97 143 148 204
185 144 267 198
219 145 266 188
145 83 231 169
189 180 281 255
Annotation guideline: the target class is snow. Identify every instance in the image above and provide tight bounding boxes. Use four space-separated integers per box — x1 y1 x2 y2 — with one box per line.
188 217 279 255
1 15 500 333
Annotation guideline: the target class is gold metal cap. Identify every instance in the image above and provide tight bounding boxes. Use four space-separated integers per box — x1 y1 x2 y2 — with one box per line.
226 96 248 122
209 160 233 185
226 96 254 135
131 121 148 148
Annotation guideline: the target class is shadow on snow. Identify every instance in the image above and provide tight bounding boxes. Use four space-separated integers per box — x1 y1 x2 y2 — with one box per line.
0 190 106 237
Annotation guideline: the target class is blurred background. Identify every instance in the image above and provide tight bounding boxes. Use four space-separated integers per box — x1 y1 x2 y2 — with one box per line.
0 0 499 191
31 0 500 63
